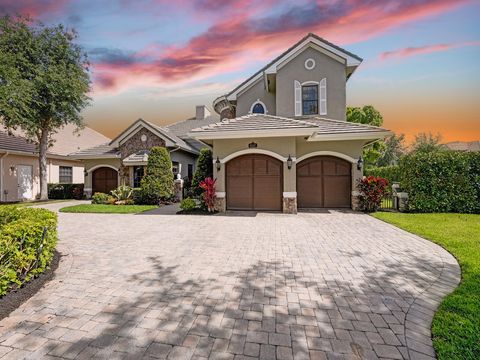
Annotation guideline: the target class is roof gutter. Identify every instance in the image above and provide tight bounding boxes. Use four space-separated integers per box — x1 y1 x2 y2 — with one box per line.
0 152 9 202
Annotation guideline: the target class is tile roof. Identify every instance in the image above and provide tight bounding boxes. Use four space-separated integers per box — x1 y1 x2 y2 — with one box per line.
69 143 119 158
0 124 111 156
444 141 480 152
166 115 219 137
0 131 38 153
190 114 390 137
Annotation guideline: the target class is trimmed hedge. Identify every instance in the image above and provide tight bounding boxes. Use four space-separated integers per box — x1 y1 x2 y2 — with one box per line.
0 206 57 296
48 183 84 199
400 151 480 213
364 165 401 185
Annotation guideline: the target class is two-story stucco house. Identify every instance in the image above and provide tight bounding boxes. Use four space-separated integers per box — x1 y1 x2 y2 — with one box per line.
190 33 392 213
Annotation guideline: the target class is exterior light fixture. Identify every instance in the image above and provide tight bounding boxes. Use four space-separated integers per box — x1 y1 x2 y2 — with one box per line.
357 157 363 171
84 169 88 177
248 142 257 149
287 155 293 170
216 157 221 171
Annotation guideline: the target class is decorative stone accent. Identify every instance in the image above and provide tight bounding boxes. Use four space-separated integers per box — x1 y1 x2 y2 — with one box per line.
214 197 226 212
173 178 184 202
351 190 361 211
283 196 297 214
220 107 236 120
119 128 165 160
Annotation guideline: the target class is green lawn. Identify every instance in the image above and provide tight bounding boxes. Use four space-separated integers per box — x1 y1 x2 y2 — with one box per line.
372 213 479 360
60 204 157 214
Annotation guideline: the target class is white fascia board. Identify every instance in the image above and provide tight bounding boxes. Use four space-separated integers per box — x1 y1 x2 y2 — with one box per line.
307 131 393 142
189 128 316 140
111 120 176 148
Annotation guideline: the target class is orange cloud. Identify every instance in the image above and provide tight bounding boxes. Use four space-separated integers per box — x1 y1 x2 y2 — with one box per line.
380 41 480 60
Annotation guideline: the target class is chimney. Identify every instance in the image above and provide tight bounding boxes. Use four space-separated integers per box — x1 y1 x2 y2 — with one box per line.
196 105 211 120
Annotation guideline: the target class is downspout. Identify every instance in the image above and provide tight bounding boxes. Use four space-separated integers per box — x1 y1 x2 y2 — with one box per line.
0 152 9 202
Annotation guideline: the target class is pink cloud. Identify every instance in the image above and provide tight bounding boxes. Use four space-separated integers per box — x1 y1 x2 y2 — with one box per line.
380 41 480 60
92 0 470 93
0 0 69 18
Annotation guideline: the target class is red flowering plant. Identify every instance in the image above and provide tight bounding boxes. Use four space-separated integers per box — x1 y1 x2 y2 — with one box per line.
199 177 217 212
357 176 389 212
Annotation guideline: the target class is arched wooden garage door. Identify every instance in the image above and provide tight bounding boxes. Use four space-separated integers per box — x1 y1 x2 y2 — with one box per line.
92 167 118 194
226 154 282 211
297 156 351 208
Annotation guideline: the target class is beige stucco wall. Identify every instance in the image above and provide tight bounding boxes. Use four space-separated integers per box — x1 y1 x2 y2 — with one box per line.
212 137 365 199
0 152 83 202
236 78 276 116
276 46 347 120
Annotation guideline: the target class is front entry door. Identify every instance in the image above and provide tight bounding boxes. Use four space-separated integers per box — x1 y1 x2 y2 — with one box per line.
17 165 33 201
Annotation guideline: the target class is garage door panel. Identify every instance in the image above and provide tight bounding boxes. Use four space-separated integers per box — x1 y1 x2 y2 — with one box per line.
253 177 282 210
226 155 282 211
297 156 351 209
227 176 253 209
323 176 350 207
297 176 323 208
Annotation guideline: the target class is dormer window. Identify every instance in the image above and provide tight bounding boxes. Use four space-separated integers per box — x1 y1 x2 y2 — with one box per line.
302 85 318 115
250 100 267 114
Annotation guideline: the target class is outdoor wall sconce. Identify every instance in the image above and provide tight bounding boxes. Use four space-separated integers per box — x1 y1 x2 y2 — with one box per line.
84 169 88 177
248 142 257 149
216 157 221 171
287 155 293 170
357 157 364 171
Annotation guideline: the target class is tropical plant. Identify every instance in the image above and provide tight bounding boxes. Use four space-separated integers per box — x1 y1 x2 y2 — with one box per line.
180 198 197 212
140 147 174 204
110 185 133 204
376 134 406 166
192 148 213 197
357 176 389 212
0 16 90 200
199 177 217 212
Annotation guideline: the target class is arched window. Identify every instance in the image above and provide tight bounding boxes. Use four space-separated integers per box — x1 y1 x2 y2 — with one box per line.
250 100 267 114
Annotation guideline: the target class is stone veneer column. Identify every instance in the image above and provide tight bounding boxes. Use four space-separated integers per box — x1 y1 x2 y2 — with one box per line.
351 162 363 211
282 193 297 214
215 192 226 212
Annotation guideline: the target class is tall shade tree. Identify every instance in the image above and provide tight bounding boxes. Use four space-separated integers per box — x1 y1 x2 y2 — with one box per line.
376 133 406 166
346 105 385 166
0 16 90 200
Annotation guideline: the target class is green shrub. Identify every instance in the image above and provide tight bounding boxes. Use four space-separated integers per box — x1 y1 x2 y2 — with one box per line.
92 192 109 204
180 198 197 211
140 147 174 204
48 183 84 199
364 165 400 185
191 148 213 197
0 206 57 296
400 151 480 213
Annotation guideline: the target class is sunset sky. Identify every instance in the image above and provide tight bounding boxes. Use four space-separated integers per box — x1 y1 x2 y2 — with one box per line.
1 0 479 142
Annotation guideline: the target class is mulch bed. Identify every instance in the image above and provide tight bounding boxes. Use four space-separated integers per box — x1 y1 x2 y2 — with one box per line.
0 251 61 321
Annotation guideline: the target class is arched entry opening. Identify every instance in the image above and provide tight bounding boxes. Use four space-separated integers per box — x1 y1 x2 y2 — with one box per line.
92 167 118 194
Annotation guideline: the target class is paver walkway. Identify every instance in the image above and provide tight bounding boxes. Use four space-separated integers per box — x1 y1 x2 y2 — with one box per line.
0 204 460 359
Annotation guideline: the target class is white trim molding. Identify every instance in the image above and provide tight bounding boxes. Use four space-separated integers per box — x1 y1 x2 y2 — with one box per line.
216 192 226 198
304 58 316 70
283 192 297 198
296 151 357 164
249 99 268 114
219 149 293 164
86 164 119 173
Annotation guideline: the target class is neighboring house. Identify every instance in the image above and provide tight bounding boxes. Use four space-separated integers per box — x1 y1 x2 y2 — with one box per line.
190 33 392 213
0 124 110 202
71 107 217 197
444 141 480 152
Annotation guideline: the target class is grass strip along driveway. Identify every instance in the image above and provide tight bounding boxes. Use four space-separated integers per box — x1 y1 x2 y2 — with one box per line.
60 204 157 214
372 213 479 360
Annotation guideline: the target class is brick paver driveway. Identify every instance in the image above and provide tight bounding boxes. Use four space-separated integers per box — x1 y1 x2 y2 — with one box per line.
0 203 459 360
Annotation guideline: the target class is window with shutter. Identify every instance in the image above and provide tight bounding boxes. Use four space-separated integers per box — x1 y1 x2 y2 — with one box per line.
319 78 327 115
294 80 302 116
